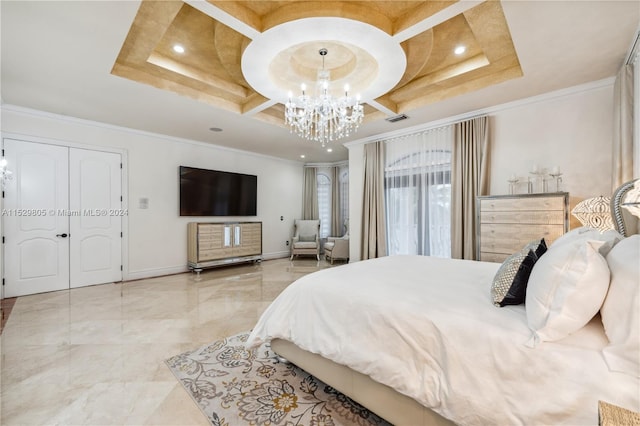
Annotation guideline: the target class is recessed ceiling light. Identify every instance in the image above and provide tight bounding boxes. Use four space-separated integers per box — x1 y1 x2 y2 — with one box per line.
327 148 333 153
300 155 305 159
209 127 222 132
454 45 466 55
173 44 185 54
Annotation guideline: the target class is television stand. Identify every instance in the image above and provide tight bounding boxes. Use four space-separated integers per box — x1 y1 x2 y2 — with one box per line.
187 222 262 273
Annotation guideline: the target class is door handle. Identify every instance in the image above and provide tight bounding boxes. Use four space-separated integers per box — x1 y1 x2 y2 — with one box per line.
56 233 68 238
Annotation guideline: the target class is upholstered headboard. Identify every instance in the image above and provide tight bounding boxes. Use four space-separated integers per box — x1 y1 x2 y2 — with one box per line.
611 179 640 237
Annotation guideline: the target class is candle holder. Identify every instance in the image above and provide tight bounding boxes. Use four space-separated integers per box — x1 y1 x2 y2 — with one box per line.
507 177 519 195
549 173 563 192
529 170 547 193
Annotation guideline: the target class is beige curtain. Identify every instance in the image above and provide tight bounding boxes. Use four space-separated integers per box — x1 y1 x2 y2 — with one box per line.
331 166 341 236
361 141 387 259
612 64 634 191
451 116 490 260
302 167 318 220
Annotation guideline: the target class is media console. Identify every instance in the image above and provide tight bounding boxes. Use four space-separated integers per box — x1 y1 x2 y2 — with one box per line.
187 222 262 274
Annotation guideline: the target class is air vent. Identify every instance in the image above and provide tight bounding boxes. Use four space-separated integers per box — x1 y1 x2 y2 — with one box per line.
385 114 409 123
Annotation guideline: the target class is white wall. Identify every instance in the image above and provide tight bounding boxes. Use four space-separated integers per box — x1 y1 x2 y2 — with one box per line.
1 106 303 280
489 83 614 226
348 81 616 262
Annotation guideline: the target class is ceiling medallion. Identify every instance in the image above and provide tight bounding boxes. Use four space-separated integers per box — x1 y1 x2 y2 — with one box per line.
284 48 364 146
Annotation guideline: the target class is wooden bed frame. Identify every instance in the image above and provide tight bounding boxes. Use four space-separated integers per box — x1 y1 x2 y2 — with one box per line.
272 179 639 426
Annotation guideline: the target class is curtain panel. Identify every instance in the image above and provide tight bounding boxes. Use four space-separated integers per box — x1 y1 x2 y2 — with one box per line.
361 141 387 259
451 116 490 260
384 126 453 257
302 167 319 220
331 166 342 236
612 63 635 191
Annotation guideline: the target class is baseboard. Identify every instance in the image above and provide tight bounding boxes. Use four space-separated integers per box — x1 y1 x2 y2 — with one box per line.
125 251 291 281
262 251 290 260
125 265 189 281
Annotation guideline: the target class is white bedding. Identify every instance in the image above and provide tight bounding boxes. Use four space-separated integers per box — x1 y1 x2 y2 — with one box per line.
247 255 639 425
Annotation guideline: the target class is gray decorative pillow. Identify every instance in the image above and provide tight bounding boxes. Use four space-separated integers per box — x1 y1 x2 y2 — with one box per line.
299 234 316 242
492 249 537 307
523 238 547 259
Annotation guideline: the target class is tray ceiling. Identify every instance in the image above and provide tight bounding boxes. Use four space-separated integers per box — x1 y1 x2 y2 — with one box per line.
112 0 522 129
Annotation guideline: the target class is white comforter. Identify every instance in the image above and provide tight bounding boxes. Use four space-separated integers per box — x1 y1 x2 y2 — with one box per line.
247 255 639 425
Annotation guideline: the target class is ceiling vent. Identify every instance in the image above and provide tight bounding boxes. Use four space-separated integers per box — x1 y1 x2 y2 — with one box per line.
385 114 409 123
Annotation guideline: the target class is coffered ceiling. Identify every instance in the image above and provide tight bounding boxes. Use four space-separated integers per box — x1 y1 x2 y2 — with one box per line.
1 1 639 163
112 0 522 130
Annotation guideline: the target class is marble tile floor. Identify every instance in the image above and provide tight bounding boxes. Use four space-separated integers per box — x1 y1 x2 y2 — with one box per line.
0 257 336 425
1 297 17 335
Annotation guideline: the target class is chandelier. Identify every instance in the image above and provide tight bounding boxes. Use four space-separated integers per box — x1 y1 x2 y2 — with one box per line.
0 157 12 188
284 48 364 147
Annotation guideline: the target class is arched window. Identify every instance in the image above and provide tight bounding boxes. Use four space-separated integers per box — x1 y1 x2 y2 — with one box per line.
339 167 349 233
317 173 331 238
384 126 453 258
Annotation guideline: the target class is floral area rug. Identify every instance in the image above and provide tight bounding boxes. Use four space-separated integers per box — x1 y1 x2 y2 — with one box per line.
165 332 390 426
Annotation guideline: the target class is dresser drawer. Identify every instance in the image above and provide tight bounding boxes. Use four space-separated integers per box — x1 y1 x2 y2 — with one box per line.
481 223 565 248
197 224 221 234
480 196 565 212
198 241 223 250
479 252 509 263
480 210 565 225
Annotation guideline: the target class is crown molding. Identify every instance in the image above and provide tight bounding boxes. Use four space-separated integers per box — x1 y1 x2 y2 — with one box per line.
0 104 303 166
304 161 348 168
344 77 616 148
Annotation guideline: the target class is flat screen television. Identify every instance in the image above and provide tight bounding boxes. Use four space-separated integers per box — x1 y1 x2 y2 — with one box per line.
179 166 257 216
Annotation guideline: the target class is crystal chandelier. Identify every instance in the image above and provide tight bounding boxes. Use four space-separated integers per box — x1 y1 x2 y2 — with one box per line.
0 157 12 188
285 48 364 147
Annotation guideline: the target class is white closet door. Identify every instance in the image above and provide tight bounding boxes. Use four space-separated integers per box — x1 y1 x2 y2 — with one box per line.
69 148 122 288
3 139 70 297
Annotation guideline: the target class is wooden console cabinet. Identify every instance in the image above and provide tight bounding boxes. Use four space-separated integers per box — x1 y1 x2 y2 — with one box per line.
477 193 569 262
188 222 262 271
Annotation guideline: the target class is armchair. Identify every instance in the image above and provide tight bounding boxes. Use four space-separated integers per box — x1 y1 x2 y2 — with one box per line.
324 219 349 264
290 219 320 260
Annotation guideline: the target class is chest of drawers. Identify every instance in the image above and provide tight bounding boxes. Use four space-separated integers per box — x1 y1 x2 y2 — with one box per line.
477 193 569 262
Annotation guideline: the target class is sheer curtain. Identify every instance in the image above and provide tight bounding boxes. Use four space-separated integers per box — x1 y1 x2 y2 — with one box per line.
362 141 387 259
384 126 453 257
451 116 490 260
339 166 349 234
331 166 341 236
316 172 331 238
302 167 318 220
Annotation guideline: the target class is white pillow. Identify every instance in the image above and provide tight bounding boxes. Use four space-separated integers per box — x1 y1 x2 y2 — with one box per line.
551 227 623 256
525 239 610 347
601 235 640 377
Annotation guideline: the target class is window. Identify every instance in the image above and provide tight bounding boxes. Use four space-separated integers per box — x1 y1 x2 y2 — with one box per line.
339 167 349 234
384 126 453 257
317 173 331 238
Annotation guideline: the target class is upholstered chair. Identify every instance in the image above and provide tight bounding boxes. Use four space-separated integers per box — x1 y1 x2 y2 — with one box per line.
324 219 349 264
290 219 321 260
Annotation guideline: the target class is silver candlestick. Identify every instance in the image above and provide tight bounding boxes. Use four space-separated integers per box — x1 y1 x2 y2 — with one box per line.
549 173 563 192
507 177 519 195
529 170 547 193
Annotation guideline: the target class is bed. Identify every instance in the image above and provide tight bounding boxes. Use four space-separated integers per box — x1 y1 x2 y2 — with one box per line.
246 181 640 425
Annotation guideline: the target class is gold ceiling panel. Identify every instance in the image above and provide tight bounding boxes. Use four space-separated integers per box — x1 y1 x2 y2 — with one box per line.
112 0 522 129
112 1 257 114
208 1 435 34
379 0 521 113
